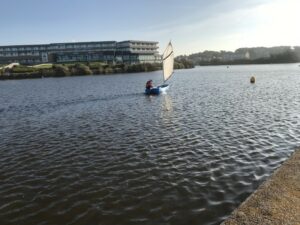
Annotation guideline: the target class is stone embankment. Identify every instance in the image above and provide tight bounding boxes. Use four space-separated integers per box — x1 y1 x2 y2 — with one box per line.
221 149 300 225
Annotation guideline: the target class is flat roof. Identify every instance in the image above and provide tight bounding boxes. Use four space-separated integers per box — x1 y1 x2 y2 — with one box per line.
0 40 158 48
117 40 158 44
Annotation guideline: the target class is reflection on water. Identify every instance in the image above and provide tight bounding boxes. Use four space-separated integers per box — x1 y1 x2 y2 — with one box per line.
0 64 300 225
161 94 173 124
162 94 173 112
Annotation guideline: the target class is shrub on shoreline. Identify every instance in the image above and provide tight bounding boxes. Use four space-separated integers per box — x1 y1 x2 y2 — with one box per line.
70 63 93 75
53 65 70 77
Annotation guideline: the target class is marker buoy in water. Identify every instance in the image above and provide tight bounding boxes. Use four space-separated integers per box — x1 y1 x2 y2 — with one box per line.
250 76 255 83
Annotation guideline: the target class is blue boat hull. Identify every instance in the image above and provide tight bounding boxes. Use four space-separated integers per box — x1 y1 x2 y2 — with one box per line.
145 84 169 95
145 88 160 95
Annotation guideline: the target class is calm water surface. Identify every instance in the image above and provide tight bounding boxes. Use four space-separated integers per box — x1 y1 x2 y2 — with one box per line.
1 64 300 225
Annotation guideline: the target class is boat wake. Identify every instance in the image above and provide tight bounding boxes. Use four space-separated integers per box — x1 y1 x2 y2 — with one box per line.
0 92 145 117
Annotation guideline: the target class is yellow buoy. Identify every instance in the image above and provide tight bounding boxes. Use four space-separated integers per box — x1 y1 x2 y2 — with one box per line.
250 76 255 83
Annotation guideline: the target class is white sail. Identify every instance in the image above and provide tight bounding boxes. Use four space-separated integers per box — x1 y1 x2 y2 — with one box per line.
162 42 174 82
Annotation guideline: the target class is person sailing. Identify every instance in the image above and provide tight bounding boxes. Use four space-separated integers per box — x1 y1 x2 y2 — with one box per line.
145 80 153 90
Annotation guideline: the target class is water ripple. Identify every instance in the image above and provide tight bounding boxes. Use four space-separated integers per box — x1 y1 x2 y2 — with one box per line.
1 64 300 225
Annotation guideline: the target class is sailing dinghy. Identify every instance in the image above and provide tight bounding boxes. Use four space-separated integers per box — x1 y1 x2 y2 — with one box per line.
145 42 174 95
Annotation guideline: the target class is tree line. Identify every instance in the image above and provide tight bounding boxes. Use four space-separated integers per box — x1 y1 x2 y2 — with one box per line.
177 46 300 66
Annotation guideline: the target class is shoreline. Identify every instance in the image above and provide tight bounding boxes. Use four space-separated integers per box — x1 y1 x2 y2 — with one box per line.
0 61 194 81
221 149 300 225
1 62 298 81
197 61 300 66
0 70 159 80
0 68 196 81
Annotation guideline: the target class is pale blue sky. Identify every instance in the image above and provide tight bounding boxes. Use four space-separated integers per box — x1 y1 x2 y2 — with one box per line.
1 0 299 54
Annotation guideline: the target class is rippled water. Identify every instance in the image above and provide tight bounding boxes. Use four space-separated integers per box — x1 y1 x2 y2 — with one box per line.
1 64 300 225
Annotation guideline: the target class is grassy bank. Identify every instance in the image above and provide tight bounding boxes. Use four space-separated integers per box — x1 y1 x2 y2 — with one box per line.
0 60 194 80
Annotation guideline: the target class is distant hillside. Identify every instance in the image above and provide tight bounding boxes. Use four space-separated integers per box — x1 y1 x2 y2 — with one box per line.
177 46 300 65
